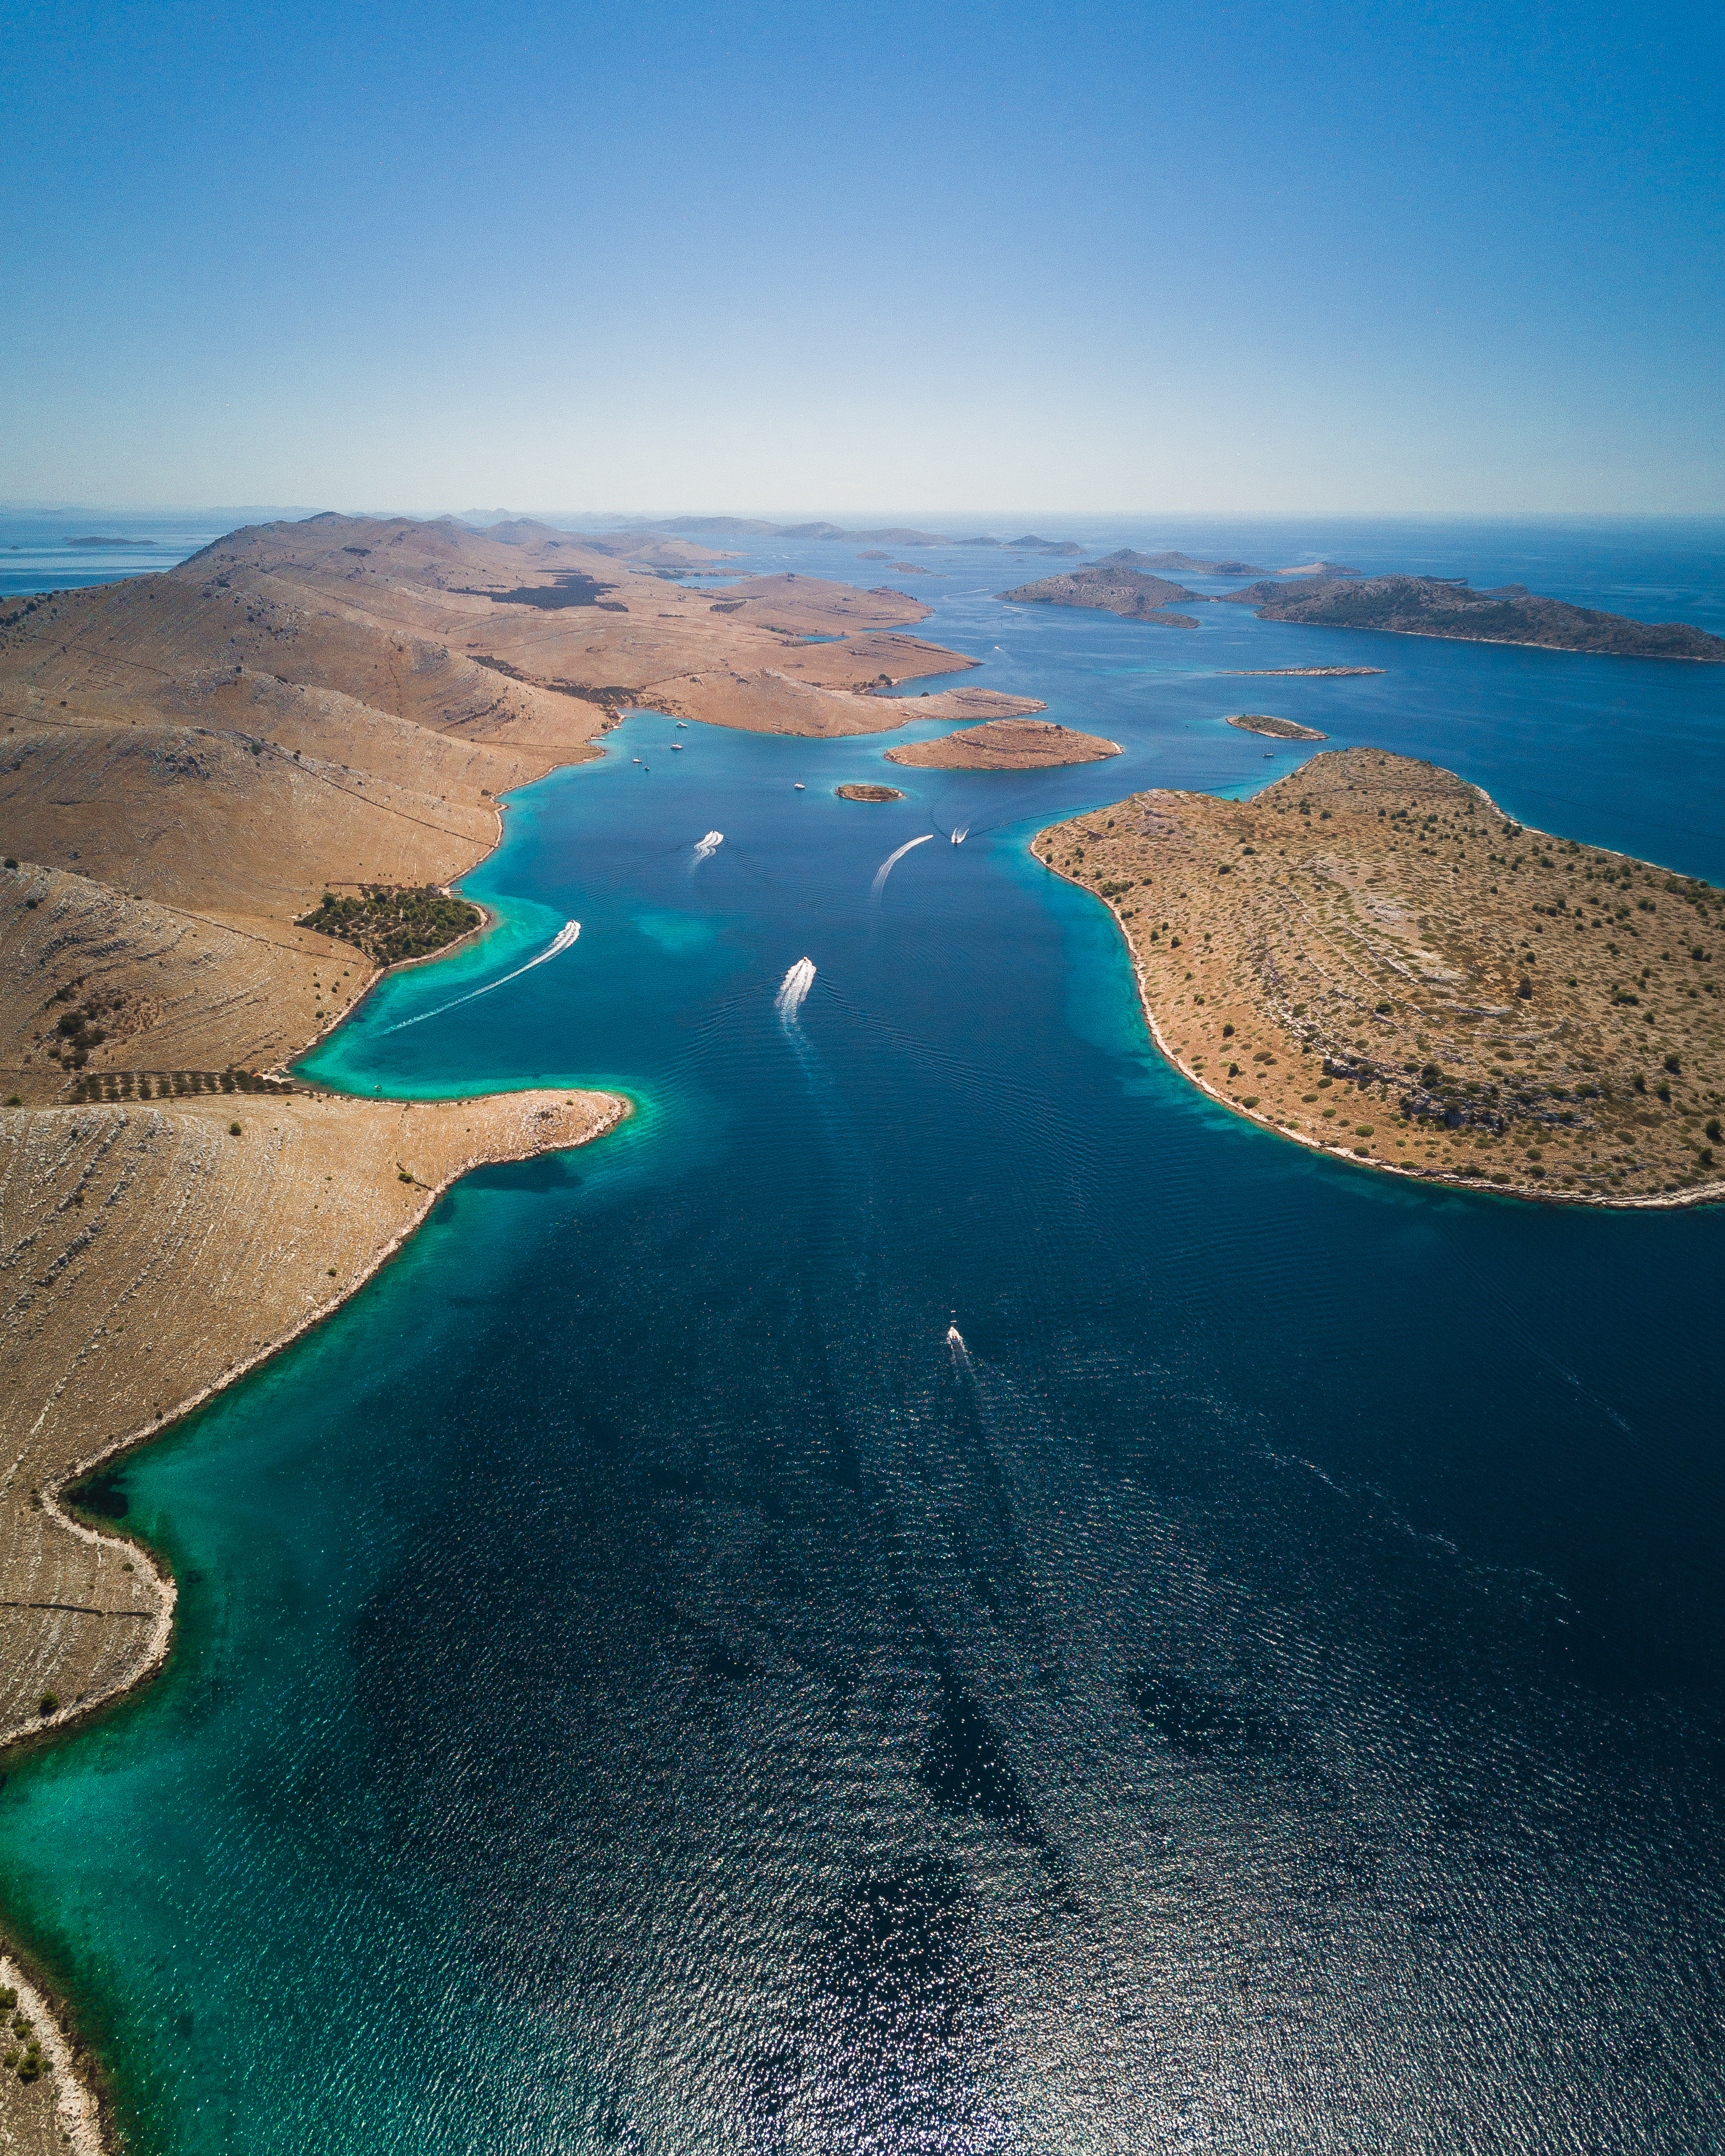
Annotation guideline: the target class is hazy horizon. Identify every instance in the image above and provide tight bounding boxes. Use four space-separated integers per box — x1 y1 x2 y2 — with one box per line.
4 0 1720 515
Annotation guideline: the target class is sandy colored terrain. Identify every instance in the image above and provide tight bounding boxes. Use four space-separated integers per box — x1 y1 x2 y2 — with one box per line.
835 784 905 802
0 865 378 1102
0 1084 621 1749
888 718 1121 771
1037 749 1725 1203
0 1080 621 2150
1225 713 1328 741
0 513 1018 2145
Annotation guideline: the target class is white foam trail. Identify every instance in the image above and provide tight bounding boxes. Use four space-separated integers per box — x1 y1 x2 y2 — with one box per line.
382 920 580 1032
871 832 933 899
950 827 969 845
775 957 816 1022
692 830 724 862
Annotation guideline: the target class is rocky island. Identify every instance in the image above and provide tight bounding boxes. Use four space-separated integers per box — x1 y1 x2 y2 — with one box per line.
999 562 1208 622
1084 548 1272 576
1218 573 1725 660
1036 748 1725 1204
887 717 1121 770
1226 713 1328 740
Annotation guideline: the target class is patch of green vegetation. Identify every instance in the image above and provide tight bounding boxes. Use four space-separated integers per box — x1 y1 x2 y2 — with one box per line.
298 885 482 967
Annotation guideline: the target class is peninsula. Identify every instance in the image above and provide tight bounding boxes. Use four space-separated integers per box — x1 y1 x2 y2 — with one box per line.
1036 748 1725 1205
887 718 1121 770
0 510 1019 2146
1217 574 1725 661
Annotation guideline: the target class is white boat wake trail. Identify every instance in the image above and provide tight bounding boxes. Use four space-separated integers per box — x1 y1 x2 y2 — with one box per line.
692 831 724 863
775 957 816 1024
871 833 932 900
382 920 581 1032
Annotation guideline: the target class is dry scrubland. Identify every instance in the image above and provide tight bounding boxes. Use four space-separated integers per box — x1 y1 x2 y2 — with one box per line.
3 510 1009 2146
887 718 1120 770
1039 749 1725 1204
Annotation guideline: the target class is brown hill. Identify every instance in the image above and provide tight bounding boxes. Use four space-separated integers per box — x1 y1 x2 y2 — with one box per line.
1217 574 1725 660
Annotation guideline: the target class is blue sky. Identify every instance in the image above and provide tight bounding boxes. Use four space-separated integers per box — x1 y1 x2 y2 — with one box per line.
2 0 1720 512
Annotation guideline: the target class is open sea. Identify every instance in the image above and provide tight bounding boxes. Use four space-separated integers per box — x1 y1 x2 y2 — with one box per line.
2 518 1723 2152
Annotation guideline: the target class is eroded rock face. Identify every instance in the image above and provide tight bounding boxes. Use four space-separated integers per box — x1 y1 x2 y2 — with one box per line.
1035 747 1725 1204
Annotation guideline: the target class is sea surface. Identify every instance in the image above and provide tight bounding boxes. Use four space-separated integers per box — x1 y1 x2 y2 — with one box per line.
2 521 1724 2153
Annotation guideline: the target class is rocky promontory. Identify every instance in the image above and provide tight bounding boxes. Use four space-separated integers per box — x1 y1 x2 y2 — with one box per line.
1218 574 1725 660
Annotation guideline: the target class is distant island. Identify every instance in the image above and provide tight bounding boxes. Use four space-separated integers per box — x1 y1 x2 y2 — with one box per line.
1036 747 1725 1205
68 536 155 548
887 717 1120 770
1085 548 1273 576
1225 713 1328 740
1218 573 1725 661
999 562 1207 620
835 783 905 801
650 517 953 546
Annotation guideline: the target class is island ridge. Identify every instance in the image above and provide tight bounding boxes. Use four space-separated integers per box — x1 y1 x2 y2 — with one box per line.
1036 749 1725 1204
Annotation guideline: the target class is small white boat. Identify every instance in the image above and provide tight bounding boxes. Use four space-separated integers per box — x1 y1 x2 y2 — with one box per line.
633 757 641 764
794 782 804 790
671 743 683 751
675 720 688 728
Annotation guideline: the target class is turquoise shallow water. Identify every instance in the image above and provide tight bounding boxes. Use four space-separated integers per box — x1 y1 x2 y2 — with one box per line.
3 521 1725 2152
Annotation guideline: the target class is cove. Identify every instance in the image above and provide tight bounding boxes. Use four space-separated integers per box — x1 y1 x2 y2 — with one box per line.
2 521 1724 2151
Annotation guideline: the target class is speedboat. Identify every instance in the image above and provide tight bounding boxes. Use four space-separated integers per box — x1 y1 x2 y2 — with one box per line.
793 782 805 790
671 743 683 751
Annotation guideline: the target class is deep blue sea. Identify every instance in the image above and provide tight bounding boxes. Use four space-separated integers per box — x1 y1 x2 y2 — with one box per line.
2 519 1724 2153
0 510 318 603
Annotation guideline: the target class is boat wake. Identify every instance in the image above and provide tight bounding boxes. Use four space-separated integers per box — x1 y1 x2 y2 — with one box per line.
382 920 581 1033
870 832 932 900
775 957 816 1024
692 830 724 863
946 1321 971 1370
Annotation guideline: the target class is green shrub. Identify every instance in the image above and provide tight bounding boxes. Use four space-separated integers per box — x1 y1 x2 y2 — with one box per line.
228 1121 241 1137
38 1692 58 1716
